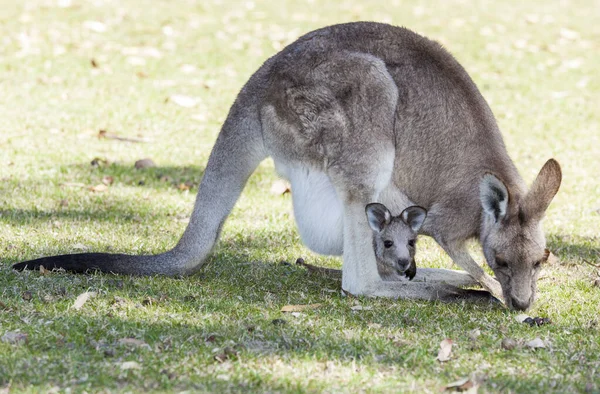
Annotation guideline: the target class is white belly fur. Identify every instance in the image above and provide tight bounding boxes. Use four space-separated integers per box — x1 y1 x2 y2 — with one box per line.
275 162 343 256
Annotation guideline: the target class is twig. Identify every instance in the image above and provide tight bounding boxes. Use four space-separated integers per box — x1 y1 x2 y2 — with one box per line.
582 259 600 269
98 130 151 143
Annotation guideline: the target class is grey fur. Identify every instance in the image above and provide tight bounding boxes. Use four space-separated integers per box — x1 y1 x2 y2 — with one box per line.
13 22 562 310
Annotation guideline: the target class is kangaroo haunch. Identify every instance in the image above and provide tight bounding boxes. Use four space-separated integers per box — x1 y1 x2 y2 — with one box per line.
13 22 562 311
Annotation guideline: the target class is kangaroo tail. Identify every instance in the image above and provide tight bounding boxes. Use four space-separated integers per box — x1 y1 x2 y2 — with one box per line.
13 91 267 276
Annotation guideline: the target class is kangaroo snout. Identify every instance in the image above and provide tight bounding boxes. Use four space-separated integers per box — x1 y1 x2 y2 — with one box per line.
509 296 531 311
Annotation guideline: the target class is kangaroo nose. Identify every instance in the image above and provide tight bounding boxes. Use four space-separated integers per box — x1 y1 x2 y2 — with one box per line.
396 259 410 271
510 296 531 311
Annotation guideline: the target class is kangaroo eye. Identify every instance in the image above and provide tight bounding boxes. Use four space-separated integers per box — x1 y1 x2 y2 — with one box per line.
384 240 394 248
496 258 508 268
533 260 542 269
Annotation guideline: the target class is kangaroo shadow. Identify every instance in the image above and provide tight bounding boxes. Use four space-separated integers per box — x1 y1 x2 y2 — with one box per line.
547 233 600 264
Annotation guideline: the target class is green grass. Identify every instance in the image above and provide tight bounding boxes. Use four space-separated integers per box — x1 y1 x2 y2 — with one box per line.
1 0 599 392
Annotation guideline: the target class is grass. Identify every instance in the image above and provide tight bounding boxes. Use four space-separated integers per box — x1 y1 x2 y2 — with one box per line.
1 0 599 392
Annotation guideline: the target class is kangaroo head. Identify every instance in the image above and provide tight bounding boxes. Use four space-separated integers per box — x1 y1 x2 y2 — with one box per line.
479 159 562 310
365 203 427 280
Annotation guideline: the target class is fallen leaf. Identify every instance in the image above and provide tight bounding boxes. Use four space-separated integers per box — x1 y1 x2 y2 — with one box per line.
280 304 322 312
443 377 478 392
39 265 51 275
60 182 87 188
214 353 228 363
437 338 453 362
168 94 198 108
468 329 481 340
102 176 114 186
559 27 580 40
120 361 142 370
1 331 28 344
515 314 531 323
73 291 96 310
89 184 108 192
177 182 192 191
135 158 155 169
83 20 107 33
118 338 150 349
526 337 546 349
72 243 88 250
126 56 146 66
501 338 517 350
270 180 291 195
350 305 373 311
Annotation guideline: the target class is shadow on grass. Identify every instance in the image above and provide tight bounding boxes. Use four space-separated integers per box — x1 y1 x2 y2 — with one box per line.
547 233 600 264
2 228 589 392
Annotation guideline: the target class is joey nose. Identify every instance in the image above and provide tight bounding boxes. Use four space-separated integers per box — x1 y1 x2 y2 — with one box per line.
396 259 410 271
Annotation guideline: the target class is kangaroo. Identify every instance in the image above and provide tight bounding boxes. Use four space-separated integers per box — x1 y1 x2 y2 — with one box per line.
298 203 426 281
13 22 561 310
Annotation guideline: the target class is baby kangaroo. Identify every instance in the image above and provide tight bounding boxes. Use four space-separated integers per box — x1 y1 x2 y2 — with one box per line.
298 203 426 281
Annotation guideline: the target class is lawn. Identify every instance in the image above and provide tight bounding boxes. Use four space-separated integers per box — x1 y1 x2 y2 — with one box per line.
1 0 599 392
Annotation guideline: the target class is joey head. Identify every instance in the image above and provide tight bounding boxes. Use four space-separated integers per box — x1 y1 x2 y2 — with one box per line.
366 203 427 281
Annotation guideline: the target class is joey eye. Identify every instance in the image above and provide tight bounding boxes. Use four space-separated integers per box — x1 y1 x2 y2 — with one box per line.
533 261 542 269
384 240 394 248
408 239 416 248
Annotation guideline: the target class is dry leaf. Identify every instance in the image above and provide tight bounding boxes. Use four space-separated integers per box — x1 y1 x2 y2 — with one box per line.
168 94 198 108
436 338 453 362
22 291 33 301
214 353 228 363
135 158 155 169
1 331 28 344
89 184 108 192
83 20 107 33
118 338 150 349
39 265 51 275
102 176 114 186
515 314 531 323
501 338 517 350
559 28 580 40
526 337 546 349
350 305 373 311
280 304 322 312
177 182 192 191
270 180 291 195
60 182 86 188
120 361 142 370
73 291 96 310
443 377 478 392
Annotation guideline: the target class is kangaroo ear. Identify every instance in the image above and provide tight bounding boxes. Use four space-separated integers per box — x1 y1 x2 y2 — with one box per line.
521 159 562 222
400 206 427 232
480 174 509 222
365 203 391 232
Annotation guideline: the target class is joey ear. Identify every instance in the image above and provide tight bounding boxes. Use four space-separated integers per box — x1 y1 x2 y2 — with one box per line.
400 206 427 232
365 203 391 232
521 159 562 222
480 174 509 222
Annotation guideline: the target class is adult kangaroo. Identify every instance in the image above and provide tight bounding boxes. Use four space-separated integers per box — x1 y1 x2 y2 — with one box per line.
13 22 562 310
